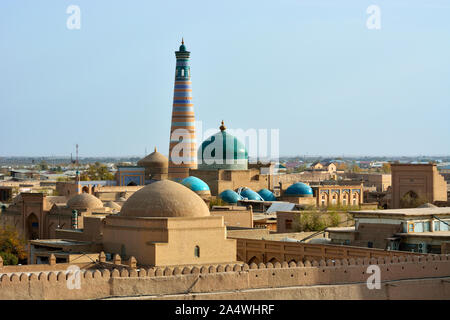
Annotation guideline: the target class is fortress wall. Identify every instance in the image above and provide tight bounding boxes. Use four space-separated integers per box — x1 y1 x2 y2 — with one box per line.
0 254 449 300
136 277 450 300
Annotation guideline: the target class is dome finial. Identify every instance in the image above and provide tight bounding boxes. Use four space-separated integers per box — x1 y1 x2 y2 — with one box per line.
154 146 157 152
220 120 226 131
181 37 184 45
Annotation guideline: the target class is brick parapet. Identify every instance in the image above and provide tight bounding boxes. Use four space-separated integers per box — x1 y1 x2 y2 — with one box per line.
0 254 449 299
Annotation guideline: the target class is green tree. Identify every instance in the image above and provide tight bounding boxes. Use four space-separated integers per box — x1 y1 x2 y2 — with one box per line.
293 165 307 173
81 162 115 181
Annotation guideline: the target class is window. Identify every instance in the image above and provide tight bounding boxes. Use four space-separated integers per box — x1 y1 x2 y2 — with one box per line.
194 246 200 258
181 69 185 77
408 223 414 232
434 220 450 231
414 222 423 233
424 221 430 232
434 221 440 231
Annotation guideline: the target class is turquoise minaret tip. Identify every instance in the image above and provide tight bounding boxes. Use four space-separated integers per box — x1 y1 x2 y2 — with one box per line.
179 38 186 51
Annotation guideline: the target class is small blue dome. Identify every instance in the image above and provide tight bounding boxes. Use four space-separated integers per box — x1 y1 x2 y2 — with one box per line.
219 189 243 204
285 182 313 197
240 188 264 201
181 176 210 192
258 188 277 201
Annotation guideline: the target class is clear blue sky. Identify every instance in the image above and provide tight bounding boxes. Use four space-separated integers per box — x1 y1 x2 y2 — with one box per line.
1 0 449 158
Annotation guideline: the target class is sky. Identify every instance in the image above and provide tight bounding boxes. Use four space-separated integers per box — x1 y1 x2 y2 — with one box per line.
0 0 449 158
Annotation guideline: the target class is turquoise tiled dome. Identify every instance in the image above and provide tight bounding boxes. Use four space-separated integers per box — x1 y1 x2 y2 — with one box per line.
240 188 264 201
219 189 243 204
258 188 277 201
198 121 248 171
285 182 313 197
181 176 210 192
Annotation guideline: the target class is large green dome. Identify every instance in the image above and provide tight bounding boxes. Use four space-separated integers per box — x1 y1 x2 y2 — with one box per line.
198 121 248 170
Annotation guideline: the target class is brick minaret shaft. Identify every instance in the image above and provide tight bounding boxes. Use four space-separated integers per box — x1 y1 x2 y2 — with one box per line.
168 39 197 181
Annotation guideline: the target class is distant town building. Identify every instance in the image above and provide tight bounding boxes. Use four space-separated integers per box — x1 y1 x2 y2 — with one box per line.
327 205 450 254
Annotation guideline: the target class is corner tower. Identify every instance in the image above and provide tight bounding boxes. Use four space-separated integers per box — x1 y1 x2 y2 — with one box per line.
168 39 197 181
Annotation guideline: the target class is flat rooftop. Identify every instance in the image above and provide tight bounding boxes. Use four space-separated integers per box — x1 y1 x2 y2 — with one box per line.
30 239 93 247
351 207 450 217
395 231 450 238
326 227 356 233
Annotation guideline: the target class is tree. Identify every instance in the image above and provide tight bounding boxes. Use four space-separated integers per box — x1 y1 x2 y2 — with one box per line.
80 162 115 181
400 191 427 208
381 163 391 174
293 165 307 173
37 160 49 171
0 226 27 265
350 163 361 173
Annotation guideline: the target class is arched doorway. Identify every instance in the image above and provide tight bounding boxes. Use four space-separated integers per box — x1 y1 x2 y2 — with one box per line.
331 192 339 206
82 186 89 193
352 192 360 206
320 192 329 207
26 213 39 240
127 181 137 186
342 192 349 206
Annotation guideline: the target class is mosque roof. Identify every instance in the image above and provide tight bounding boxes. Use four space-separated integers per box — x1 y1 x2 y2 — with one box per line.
67 193 104 210
285 182 314 196
219 189 243 204
258 188 277 201
181 176 210 192
120 180 210 218
137 147 168 168
240 188 264 201
198 121 248 170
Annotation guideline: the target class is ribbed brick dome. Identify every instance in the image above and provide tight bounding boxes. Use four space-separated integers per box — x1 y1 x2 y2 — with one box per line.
120 180 210 218
67 193 104 210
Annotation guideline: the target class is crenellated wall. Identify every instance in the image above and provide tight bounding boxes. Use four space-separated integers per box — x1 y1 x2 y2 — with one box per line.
0 254 449 300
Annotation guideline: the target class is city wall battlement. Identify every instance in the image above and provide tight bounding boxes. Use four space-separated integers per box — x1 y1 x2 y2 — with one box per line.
0 254 450 299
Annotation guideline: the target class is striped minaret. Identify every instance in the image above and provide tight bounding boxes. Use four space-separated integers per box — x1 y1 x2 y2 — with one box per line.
168 39 197 181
